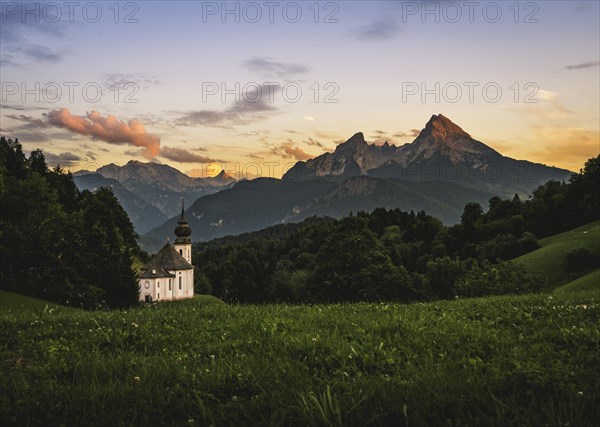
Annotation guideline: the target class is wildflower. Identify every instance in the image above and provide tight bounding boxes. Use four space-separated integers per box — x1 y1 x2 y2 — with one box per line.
133 376 140 382
188 419 194 424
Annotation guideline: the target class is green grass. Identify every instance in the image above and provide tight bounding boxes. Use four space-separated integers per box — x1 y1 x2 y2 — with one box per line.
514 221 600 286
0 290 69 313
555 269 600 294
1 289 598 426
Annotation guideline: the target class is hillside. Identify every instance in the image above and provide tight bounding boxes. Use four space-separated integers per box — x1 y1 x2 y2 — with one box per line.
144 178 337 251
1 290 598 426
555 269 600 294
0 291 69 313
514 221 600 287
291 177 493 224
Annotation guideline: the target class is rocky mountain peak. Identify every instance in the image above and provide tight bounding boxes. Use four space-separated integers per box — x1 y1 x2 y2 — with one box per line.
334 132 367 154
420 114 471 141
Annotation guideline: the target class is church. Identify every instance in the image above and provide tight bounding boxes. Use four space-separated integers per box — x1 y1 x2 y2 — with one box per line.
138 202 194 302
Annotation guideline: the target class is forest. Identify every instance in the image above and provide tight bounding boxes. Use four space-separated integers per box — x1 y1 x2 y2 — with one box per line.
0 137 142 308
194 155 599 303
1 135 598 308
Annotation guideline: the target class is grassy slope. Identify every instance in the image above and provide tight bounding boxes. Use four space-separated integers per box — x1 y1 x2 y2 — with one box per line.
555 269 600 294
1 290 598 426
0 291 68 313
514 221 600 286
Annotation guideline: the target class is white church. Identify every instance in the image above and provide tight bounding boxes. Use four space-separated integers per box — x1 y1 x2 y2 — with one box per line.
138 202 194 302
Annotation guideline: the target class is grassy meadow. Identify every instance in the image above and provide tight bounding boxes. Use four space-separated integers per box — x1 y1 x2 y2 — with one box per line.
514 221 600 287
1 288 599 426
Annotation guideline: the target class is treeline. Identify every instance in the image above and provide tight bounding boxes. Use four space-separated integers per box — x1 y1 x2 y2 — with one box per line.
0 137 141 308
194 156 600 303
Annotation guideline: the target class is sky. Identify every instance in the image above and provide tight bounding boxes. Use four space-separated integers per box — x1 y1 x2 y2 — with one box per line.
1 0 599 178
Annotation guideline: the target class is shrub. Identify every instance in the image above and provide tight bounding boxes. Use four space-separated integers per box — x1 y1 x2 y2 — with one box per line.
565 248 597 271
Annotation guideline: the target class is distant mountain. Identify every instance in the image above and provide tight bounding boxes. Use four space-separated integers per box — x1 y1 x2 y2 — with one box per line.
74 161 236 233
143 114 573 250
291 176 494 224
73 173 167 234
284 114 571 196
143 178 337 252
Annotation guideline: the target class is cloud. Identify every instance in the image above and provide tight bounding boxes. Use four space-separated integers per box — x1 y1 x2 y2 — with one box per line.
269 140 316 161
0 103 50 111
5 114 50 129
102 73 161 91
160 146 220 163
23 44 63 64
304 116 314 121
44 151 81 166
0 7 67 67
304 137 325 149
565 61 600 70
242 57 310 78
283 146 314 161
176 84 281 128
352 16 402 42
510 90 572 121
47 109 160 158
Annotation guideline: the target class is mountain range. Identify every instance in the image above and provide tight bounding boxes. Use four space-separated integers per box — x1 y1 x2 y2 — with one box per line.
73 161 235 233
139 114 572 252
284 114 567 195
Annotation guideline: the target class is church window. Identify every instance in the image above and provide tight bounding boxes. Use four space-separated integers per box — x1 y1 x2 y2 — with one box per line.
179 249 183 256
169 279 172 291
144 281 150 289
157 281 160 288
179 276 182 290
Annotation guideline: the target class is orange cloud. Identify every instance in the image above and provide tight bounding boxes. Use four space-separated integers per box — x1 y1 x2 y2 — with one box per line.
47 108 160 158
285 146 314 161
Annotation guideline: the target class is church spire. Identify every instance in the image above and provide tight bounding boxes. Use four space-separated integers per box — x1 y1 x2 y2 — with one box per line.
174 198 191 244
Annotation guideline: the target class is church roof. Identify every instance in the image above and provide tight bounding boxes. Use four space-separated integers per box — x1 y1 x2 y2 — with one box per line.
141 243 193 275
139 267 175 279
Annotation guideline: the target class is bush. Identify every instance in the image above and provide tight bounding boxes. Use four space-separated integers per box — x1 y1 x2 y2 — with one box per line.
454 260 547 297
565 248 597 271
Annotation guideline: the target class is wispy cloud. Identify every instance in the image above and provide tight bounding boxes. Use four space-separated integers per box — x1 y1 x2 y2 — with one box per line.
242 57 310 78
102 73 161 90
304 137 325 149
565 61 600 70
510 90 572 121
44 151 81 166
269 140 316 161
160 146 220 163
352 16 402 42
176 84 281 128
0 8 68 67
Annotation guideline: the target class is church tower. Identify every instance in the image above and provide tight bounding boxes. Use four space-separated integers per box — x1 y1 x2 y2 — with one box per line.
173 200 192 264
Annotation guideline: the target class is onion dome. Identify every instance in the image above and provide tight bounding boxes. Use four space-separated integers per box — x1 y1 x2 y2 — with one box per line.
174 199 191 244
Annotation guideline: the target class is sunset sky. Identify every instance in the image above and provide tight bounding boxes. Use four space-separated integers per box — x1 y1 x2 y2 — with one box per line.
1 1 599 177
